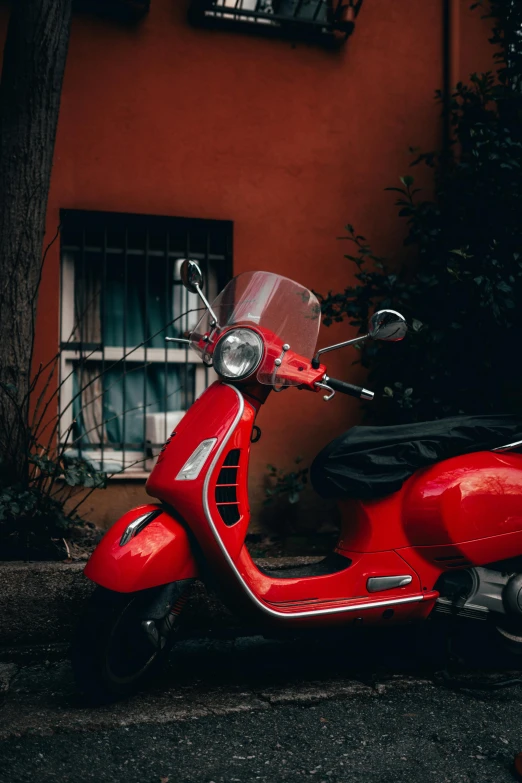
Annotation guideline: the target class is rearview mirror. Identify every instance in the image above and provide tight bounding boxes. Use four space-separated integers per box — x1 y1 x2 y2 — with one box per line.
180 259 204 294
368 310 408 342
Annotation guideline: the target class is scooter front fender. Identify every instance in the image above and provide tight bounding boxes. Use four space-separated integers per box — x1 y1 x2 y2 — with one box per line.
84 504 199 593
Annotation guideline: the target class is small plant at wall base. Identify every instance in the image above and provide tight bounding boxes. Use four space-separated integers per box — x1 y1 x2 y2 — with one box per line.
259 458 309 554
0 297 196 559
264 458 309 506
0 455 106 560
0 358 108 559
257 459 340 556
318 2 522 424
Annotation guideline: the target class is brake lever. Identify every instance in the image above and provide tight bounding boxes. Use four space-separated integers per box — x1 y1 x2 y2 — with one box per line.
314 381 336 402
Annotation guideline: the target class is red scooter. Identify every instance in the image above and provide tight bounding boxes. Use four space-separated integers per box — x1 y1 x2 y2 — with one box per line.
73 261 522 702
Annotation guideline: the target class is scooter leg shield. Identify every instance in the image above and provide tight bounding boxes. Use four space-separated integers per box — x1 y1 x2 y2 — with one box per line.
84 504 199 593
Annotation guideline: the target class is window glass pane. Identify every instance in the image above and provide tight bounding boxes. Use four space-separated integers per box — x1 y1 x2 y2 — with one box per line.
276 0 326 21
72 252 203 348
71 361 195 451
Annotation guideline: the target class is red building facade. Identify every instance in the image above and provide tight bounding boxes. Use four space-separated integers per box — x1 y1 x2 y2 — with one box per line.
1 0 492 529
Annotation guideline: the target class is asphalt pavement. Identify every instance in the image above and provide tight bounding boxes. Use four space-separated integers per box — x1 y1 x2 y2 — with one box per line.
1 624 522 783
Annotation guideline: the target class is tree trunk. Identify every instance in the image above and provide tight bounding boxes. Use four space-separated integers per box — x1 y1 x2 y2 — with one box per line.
0 0 72 484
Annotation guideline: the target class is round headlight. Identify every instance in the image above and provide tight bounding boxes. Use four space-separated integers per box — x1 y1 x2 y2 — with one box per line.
213 328 263 380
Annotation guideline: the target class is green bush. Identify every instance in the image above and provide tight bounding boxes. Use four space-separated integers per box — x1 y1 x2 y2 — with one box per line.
318 1 522 424
0 301 194 556
0 452 106 553
265 458 308 505
0 358 108 556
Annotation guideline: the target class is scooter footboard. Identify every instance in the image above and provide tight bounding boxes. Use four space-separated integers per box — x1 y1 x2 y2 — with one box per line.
84 504 199 593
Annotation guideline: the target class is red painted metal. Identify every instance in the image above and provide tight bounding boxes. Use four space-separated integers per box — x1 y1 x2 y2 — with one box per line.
84 504 199 592
145 377 434 625
85 322 522 632
402 450 522 547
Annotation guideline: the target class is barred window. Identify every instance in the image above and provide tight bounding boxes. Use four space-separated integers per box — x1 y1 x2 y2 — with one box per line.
59 210 232 474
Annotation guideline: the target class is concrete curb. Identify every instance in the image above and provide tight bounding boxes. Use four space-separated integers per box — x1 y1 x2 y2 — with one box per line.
0 653 436 739
0 557 319 650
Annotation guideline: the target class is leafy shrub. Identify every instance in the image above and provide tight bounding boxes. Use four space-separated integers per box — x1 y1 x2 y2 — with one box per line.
318 2 522 424
0 359 108 556
265 458 308 505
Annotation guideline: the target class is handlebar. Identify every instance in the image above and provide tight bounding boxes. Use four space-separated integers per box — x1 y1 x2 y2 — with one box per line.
322 376 375 401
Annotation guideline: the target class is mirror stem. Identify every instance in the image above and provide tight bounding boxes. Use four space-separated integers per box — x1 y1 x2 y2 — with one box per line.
195 284 220 328
165 337 190 344
312 334 368 368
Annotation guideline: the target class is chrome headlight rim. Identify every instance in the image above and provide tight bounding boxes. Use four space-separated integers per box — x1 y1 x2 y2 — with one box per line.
213 327 264 381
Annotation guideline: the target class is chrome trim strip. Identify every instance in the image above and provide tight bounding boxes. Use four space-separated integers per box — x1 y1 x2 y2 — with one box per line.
202 384 426 620
119 511 156 547
493 439 522 452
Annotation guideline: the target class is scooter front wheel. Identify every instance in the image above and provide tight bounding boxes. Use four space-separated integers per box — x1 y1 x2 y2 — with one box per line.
71 586 179 704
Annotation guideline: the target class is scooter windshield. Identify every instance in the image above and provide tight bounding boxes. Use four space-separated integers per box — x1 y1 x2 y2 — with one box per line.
190 271 321 386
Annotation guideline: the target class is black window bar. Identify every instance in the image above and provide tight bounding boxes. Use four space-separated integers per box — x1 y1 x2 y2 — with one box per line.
189 0 363 45
59 209 233 474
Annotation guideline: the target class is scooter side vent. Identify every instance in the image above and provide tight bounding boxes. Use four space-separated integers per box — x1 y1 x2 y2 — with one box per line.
215 449 241 526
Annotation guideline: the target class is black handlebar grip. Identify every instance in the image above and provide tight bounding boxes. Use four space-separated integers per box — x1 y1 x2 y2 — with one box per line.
325 376 375 401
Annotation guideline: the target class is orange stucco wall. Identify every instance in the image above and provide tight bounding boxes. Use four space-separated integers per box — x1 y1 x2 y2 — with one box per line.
3 0 492 529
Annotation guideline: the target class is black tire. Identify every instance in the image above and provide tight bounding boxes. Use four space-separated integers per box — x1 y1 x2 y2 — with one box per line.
495 619 522 656
71 586 177 705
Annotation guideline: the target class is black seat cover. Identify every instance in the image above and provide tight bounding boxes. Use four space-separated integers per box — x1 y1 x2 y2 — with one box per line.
310 415 522 500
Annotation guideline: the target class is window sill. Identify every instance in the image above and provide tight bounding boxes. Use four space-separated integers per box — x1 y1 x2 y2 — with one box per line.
107 470 151 481
53 469 151 485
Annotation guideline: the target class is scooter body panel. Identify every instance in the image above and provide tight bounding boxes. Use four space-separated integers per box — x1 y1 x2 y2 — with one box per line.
144 382 437 625
335 451 522 594
87 367 522 625
86 376 522 624
84 504 199 593
146 381 254 564
402 450 522 547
